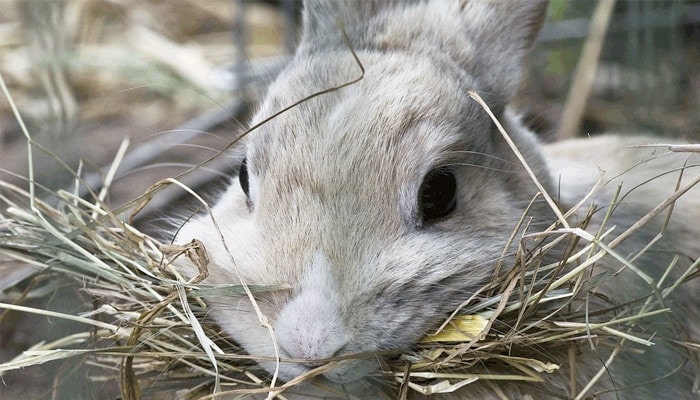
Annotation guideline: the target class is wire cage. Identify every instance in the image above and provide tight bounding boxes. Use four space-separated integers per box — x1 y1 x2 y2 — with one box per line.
531 0 699 140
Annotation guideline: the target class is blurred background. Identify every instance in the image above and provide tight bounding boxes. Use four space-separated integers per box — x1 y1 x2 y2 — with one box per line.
0 1 698 399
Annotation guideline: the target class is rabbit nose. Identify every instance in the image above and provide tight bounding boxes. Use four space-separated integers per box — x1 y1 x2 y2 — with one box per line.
274 289 350 364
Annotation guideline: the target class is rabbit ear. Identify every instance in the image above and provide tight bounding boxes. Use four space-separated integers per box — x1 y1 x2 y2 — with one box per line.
457 0 548 59
455 0 549 103
301 0 375 36
298 0 548 103
299 0 414 51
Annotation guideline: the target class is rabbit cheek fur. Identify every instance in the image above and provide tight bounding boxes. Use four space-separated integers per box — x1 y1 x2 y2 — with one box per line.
174 0 699 398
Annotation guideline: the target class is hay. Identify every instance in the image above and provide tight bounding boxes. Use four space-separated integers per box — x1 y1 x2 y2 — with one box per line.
1 90 698 399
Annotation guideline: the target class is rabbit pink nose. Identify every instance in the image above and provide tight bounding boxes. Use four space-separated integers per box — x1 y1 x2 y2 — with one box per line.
274 289 350 363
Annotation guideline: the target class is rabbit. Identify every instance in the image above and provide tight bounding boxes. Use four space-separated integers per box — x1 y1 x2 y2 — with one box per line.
173 0 699 398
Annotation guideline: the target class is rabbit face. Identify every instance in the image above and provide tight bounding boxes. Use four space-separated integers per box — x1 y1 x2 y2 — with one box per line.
177 53 549 385
176 0 551 387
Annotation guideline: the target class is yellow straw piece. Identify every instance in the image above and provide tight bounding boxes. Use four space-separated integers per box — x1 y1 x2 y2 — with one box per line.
421 315 489 344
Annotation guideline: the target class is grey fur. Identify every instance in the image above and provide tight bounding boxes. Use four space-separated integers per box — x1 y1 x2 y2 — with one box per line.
175 1 699 398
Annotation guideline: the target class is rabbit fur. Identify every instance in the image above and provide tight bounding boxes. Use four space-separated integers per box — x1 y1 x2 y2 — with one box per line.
174 1 699 398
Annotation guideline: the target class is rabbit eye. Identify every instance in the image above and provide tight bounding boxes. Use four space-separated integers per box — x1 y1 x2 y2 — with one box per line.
419 167 457 223
239 158 250 198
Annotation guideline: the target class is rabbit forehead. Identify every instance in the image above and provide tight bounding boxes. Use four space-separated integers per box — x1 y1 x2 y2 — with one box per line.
249 51 489 183
250 54 486 202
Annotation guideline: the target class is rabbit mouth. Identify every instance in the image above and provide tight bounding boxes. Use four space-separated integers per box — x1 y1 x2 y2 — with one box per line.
312 357 381 384
257 350 382 387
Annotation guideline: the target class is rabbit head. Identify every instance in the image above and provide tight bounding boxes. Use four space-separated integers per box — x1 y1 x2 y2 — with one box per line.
176 0 553 387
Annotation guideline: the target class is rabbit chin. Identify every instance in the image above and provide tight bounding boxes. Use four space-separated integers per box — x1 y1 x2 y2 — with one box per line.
258 357 381 386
